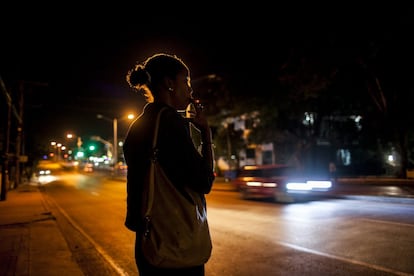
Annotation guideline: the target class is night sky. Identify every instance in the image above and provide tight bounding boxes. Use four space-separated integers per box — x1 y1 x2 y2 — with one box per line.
1 5 412 155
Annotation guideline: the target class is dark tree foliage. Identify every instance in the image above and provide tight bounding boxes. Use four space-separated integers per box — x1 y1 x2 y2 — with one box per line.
217 15 414 177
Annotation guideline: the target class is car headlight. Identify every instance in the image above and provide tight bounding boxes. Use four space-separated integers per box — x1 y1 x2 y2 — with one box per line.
307 180 332 189
286 180 332 191
39 170 51 175
286 182 312 190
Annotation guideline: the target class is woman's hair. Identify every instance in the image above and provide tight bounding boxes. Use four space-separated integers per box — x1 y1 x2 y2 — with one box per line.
126 53 189 102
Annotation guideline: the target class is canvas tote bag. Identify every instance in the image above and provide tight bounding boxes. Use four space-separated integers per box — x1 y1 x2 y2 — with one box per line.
141 107 212 268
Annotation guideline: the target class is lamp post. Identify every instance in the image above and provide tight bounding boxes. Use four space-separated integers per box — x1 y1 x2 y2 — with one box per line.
113 117 118 165
97 114 117 165
50 141 57 161
97 114 134 166
65 133 76 161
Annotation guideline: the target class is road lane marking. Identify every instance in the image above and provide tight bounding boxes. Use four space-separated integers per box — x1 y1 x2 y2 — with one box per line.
278 241 413 276
45 195 129 276
361 218 414 228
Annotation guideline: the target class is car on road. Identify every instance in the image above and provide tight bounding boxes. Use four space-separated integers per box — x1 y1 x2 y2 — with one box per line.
231 164 333 203
83 163 94 173
32 160 62 184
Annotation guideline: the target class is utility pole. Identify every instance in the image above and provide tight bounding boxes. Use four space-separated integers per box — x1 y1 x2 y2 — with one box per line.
1 100 11 201
1 76 13 200
1 78 47 198
14 81 24 188
15 81 47 187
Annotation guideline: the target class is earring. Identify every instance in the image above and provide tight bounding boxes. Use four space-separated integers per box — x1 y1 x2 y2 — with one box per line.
168 87 174 92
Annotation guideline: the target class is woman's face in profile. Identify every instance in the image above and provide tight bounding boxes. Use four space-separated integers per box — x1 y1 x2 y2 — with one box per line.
173 70 193 110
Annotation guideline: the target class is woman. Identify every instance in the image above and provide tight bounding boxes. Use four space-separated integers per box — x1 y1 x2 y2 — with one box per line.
123 53 215 276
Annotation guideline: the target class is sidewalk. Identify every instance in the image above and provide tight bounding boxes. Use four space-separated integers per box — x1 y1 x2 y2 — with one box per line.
0 183 83 276
1 178 414 276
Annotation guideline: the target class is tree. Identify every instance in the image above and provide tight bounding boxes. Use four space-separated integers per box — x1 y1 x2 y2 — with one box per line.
222 16 414 177
352 17 414 177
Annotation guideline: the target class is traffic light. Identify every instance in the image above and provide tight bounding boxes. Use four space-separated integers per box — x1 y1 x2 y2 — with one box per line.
86 141 98 152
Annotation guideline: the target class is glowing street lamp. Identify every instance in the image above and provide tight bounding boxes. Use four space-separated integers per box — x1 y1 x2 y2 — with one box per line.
50 141 63 161
65 132 83 161
97 113 135 165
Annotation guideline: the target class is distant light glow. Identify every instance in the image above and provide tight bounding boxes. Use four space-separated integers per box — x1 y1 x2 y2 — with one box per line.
302 112 315 126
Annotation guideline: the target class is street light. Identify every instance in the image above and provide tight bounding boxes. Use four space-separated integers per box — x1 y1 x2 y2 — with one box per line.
97 113 134 166
50 141 63 161
65 133 79 161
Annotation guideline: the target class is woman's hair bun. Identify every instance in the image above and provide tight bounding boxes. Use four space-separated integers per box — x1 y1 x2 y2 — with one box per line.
126 65 150 87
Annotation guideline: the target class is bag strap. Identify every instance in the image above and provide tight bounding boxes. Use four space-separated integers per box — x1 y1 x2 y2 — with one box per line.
145 107 167 216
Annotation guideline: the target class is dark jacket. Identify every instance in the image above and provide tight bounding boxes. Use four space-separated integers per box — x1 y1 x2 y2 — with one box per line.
123 102 215 232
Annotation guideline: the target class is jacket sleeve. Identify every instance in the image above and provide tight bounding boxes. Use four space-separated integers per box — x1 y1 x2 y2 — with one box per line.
123 116 151 232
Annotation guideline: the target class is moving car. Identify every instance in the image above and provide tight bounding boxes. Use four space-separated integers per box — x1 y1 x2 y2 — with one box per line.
231 164 333 203
32 160 62 184
83 163 94 173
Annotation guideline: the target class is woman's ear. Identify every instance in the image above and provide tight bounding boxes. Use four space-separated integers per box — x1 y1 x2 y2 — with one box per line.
163 77 175 91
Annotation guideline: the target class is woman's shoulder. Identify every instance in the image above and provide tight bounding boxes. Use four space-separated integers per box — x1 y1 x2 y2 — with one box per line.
140 103 187 130
145 102 175 116
148 103 182 123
